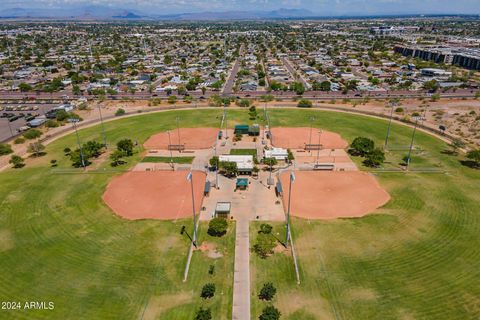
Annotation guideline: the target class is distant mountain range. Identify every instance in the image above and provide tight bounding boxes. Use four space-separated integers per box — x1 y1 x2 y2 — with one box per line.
0 6 315 20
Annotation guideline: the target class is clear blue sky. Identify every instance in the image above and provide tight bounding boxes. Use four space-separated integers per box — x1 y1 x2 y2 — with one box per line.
2 0 480 15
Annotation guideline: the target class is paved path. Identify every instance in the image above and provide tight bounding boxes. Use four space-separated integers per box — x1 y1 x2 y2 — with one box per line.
232 216 251 320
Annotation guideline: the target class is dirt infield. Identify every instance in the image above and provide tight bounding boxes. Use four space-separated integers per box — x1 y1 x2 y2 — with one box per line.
103 171 206 220
144 127 218 150
280 171 390 220
271 127 348 150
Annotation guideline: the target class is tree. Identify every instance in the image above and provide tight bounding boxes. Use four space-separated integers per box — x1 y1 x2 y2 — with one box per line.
9 155 25 168
259 224 272 234
116 139 134 156
297 99 313 108
287 149 295 163
208 218 228 237
195 308 212 320
423 80 439 92
290 81 305 95
0 143 13 156
449 138 465 155
110 150 126 167
258 282 277 301
349 137 375 157
259 306 281 320
50 159 57 167
264 157 278 170
253 233 276 259
167 95 177 104
209 156 219 169
219 161 238 177
115 108 126 116
27 142 46 157
19 83 32 92
237 99 251 108
466 149 480 167
63 147 71 155
363 148 385 168
200 283 216 299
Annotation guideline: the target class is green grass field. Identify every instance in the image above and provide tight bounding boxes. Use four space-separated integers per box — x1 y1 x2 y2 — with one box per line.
0 108 479 319
229 149 258 157
141 156 195 164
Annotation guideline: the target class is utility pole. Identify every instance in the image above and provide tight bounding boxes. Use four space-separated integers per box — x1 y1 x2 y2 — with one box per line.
286 172 295 248
406 119 419 171
176 116 181 147
97 104 107 148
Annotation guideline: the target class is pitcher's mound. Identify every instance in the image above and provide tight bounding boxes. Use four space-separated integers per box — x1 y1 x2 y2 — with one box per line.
144 127 218 150
271 127 348 150
280 171 390 220
103 171 206 220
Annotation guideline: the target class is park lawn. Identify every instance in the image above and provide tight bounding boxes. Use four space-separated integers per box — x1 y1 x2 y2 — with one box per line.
141 156 195 164
249 108 480 319
229 149 257 157
0 108 479 319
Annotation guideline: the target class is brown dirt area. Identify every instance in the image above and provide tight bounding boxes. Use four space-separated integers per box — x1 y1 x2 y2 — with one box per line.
271 127 348 150
102 171 206 220
280 171 390 220
144 127 218 150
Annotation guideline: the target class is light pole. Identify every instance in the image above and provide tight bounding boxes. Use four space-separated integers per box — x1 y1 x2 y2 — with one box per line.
70 119 85 169
405 119 419 171
187 172 197 248
316 130 322 165
384 102 396 150
167 131 174 170
97 103 107 148
176 116 181 147
286 171 295 248
308 116 315 152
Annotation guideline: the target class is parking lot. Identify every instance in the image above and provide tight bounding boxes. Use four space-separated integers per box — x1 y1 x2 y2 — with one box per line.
0 104 56 142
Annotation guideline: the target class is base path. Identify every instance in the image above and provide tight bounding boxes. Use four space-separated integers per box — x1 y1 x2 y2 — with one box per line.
103 171 205 220
271 127 348 150
143 127 218 150
232 217 251 320
280 171 390 219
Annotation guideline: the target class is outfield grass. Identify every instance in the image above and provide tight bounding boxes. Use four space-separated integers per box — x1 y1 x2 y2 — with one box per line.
229 149 257 157
0 108 479 319
141 156 195 164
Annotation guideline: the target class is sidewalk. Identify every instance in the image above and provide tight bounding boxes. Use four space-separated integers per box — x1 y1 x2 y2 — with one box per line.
232 216 250 320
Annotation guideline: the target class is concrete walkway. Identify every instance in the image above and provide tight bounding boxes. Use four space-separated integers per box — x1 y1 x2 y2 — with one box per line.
232 216 251 320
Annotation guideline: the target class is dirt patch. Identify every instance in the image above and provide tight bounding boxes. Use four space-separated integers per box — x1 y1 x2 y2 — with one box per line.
197 241 223 259
273 244 289 254
344 288 377 301
102 171 205 220
144 127 218 150
0 229 13 252
142 292 191 320
277 293 334 320
280 171 390 220
271 127 348 150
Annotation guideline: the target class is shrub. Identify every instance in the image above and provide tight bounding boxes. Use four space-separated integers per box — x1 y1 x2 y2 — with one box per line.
110 150 126 167
195 307 212 320
349 137 375 157
0 143 13 155
115 108 126 116
208 218 228 237
50 159 58 167
297 99 313 108
200 283 216 299
9 155 25 168
258 282 277 301
259 306 281 320
45 119 59 128
23 129 42 140
259 224 273 235
467 149 480 167
395 107 404 113
63 147 71 155
14 137 25 144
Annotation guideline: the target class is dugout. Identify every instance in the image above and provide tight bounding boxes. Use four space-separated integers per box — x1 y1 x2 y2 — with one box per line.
215 202 231 218
234 125 249 135
248 124 260 136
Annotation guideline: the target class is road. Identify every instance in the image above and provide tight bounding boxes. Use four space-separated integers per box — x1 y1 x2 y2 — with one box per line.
281 56 310 89
223 44 245 96
0 88 479 102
